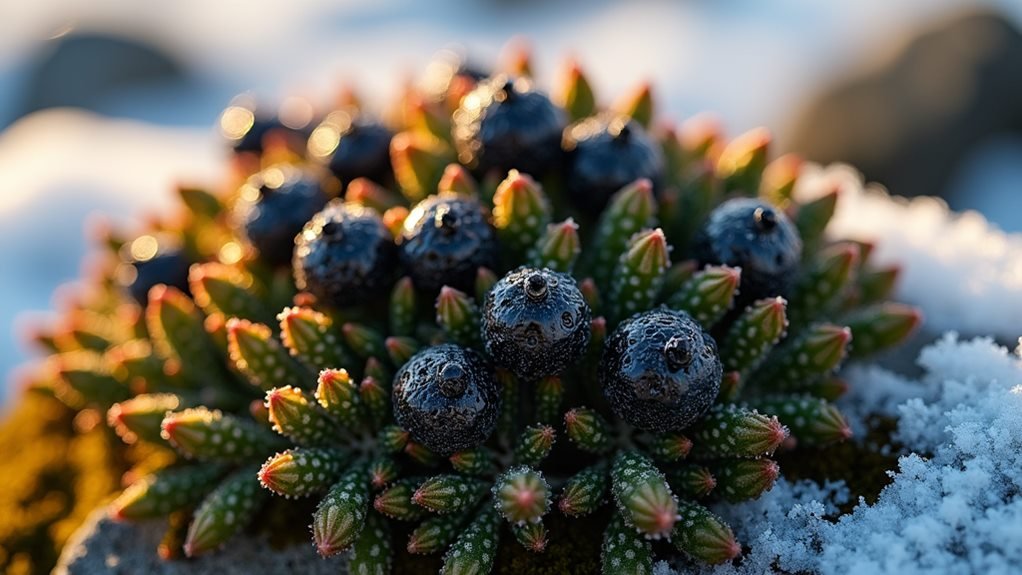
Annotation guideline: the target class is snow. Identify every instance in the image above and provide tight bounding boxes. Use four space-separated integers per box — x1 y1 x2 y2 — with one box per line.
4 1 1020 132
794 163 1022 339
661 334 1022 575
0 110 223 399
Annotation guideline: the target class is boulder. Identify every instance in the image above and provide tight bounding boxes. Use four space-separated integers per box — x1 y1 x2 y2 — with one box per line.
787 9 1022 204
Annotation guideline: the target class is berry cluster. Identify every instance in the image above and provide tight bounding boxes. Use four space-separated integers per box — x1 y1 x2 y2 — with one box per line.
31 48 920 574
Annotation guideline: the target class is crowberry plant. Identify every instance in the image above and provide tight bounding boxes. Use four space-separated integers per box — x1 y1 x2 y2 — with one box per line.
33 49 921 574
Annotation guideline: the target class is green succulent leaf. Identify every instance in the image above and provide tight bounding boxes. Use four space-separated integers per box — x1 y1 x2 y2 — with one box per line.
690 404 788 459
312 464 370 557
586 179 657 292
671 501 740 565
111 465 225 520
441 507 501 575
610 450 677 538
227 318 310 392
601 511 654 575
161 407 288 462
278 306 355 373
348 511 392 575
184 466 267 557
558 462 609 518
258 447 349 498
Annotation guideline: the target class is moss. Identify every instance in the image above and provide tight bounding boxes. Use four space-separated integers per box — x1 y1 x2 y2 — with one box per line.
390 519 443 575
493 507 607 575
0 388 130 574
776 415 900 512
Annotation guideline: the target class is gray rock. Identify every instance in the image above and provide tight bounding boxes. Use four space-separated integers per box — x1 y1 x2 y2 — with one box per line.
55 507 348 575
787 9 1022 205
19 33 186 119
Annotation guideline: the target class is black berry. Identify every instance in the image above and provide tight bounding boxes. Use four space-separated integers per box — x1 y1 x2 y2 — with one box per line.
481 267 591 381
232 166 329 267
599 308 722 433
119 239 192 305
452 75 566 178
392 344 500 455
694 198 802 304
562 114 664 214
399 193 497 293
309 111 394 186
221 103 311 155
292 200 397 307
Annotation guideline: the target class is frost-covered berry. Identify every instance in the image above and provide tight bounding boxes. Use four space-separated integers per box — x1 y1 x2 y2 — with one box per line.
452 75 566 177
119 237 192 305
694 198 802 304
222 112 309 155
308 111 394 185
399 193 497 293
392 344 500 455
232 166 329 266
562 114 664 214
600 308 722 433
481 267 591 381
292 200 397 307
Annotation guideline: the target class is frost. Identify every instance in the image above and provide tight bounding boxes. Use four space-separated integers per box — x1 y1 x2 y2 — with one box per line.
793 163 1022 339
663 335 1022 575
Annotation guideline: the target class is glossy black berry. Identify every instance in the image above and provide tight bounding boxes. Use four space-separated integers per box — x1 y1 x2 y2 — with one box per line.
231 166 329 267
231 117 285 154
119 238 192 305
392 344 500 455
481 267 591 381
562 114 664 214
452 75 566 178
694 198 802 304
220 103 311 155
308 111 394 185
599 308 722 433
399 193 497 293
292 200 397 307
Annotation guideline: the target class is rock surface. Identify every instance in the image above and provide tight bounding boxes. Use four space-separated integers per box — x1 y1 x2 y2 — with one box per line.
788 10 1022 206
55 508 348 575
16 33 187 125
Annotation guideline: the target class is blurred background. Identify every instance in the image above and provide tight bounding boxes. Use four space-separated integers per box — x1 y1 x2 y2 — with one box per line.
2 0 1022 399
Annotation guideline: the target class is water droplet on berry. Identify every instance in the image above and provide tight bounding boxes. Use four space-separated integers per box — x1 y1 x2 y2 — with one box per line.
436 208 459 235
525 273 548 300
754 207 778 232
663 336 693 372
438 363 467 398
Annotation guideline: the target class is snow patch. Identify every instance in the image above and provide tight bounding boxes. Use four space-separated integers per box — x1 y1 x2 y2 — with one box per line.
665 334 1022 575
794 163 1022 339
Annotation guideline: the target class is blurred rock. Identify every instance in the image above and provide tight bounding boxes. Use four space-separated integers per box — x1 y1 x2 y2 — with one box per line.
788 10 1022 203
55 508 348 575
18 32 186 118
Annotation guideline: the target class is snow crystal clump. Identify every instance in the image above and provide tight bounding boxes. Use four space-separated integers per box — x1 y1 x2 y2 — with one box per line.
838 361 929 431
793 163 1022 339
664 334 1022 575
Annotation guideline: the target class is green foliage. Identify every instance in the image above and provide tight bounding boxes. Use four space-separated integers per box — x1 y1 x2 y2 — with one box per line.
4 47 925 575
